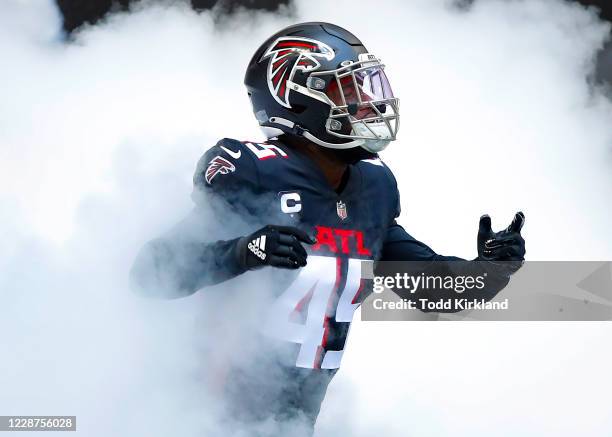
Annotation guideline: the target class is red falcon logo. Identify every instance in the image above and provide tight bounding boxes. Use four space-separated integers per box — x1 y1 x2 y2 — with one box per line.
205 156 236 185
261 36 335 108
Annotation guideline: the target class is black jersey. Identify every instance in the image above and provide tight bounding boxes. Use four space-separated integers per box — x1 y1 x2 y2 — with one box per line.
131 137 511 432
193 137 401 370
191 137 509 372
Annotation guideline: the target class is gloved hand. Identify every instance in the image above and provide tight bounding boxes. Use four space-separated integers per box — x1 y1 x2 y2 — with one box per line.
477 211 526 275
236 225 316 270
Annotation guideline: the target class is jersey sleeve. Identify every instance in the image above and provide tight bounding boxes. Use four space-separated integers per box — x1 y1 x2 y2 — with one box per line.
192 138 262 212
378 167 513 312
382 221 464 262
131 138 261 298
379 159 463 262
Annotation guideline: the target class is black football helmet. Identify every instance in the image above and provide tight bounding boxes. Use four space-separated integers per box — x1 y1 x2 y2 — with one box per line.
244 22 399 153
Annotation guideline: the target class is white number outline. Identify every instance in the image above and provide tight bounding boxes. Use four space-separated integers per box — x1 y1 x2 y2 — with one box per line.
262 255 365 369
244 142 288 160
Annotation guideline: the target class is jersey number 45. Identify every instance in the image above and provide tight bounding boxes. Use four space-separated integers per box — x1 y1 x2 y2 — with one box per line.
262 255 365 369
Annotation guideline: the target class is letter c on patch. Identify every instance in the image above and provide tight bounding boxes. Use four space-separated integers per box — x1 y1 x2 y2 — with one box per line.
280 191 302 214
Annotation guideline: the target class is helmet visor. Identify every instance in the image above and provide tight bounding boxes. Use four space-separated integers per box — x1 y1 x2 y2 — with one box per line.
326 67 395 119
315 62 399 151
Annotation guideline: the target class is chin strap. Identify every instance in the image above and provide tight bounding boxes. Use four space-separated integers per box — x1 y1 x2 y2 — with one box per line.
265 116 365 150
302 131 365 149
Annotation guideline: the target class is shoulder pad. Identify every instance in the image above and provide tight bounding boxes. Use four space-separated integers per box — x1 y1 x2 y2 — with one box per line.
358 155 396 183
193 138 259 190
358 155 401 218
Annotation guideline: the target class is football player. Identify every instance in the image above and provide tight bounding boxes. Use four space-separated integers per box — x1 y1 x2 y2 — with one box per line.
130 22 526 435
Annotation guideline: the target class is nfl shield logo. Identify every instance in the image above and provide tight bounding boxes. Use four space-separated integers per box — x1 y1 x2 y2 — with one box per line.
336 200 348 220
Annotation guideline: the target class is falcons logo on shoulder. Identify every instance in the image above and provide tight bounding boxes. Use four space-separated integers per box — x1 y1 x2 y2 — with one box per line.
205 156 236 185
261 36 335 108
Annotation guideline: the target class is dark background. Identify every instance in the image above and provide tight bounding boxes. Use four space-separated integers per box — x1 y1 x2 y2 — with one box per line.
56 0 290 33
55 0 611 33
54 0 612 87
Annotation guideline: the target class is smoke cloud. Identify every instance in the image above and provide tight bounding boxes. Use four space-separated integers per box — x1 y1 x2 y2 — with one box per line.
1 0 611 436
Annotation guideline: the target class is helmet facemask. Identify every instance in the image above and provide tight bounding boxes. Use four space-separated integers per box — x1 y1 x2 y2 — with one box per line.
301 55 400 153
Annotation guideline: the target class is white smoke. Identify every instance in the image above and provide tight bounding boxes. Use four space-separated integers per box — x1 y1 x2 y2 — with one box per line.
0 0 611 436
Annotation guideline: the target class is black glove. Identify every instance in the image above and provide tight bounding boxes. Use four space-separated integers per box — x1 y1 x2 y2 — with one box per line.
477 211 526 275
236 225 316 270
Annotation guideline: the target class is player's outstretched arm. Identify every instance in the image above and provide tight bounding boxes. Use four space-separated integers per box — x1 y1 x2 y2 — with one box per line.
130 217 315 299
129 209 244 299
380 212 526 312
130 138 315 298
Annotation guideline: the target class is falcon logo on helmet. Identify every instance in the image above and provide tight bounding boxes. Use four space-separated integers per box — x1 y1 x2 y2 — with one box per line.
261 37 335 108
205 156 236 185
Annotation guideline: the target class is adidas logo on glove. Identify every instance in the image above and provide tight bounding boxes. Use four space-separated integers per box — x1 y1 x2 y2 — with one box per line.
248 236 267 260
